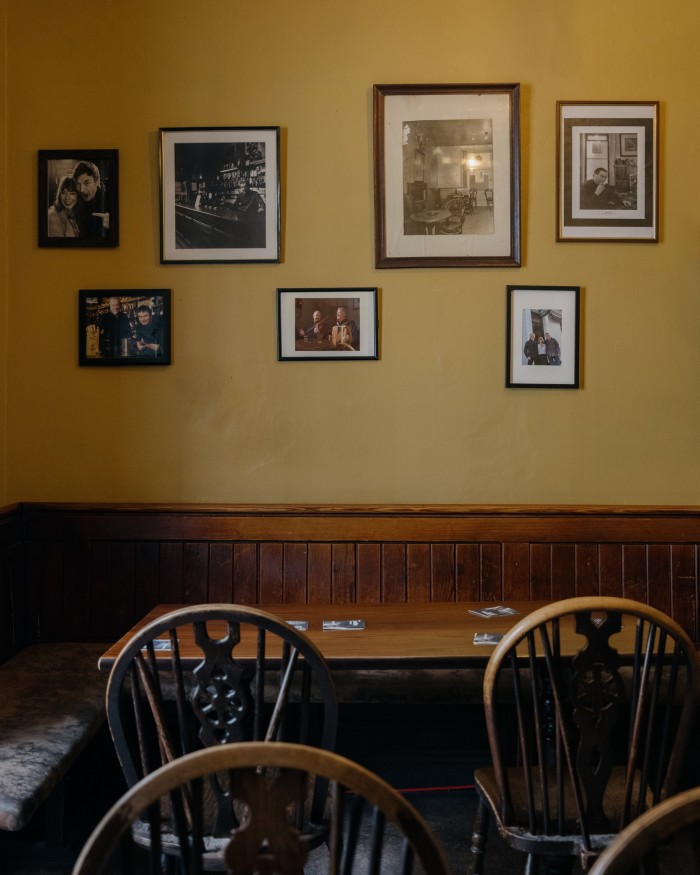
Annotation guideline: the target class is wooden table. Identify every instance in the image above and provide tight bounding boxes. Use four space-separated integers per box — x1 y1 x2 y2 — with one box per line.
97 601 640 672
409 209 451 233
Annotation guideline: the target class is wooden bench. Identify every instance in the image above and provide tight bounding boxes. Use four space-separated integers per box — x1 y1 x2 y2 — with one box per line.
0 642 107 832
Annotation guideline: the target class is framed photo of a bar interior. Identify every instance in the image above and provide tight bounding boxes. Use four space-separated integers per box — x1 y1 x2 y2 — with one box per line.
373 83 521 268
557 102 658 242
38 149 119 247
506 285 580 389
159 127 280 263
277 288 378 361
78 290 171 366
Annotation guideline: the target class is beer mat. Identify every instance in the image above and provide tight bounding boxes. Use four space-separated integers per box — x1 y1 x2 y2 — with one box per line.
474 632 504 645
469 606 520 618
143 639 172 651
287 620 309 631
322 619 365 631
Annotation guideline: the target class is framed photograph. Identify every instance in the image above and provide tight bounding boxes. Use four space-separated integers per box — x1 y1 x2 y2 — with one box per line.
373 83 521 268
557 102 658 242
159 127 280 263
277 288 378 361
506 285 580 389
79 290 171 366
38 149 119 247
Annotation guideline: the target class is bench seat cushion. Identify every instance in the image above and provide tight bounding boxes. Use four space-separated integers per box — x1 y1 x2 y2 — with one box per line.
0 643 108 831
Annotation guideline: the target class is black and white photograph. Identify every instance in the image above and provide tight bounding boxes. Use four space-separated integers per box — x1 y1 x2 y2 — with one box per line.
38 149 118 247
557 102 658 242
78 290 171 366
159 127 280 263
373 83 520 268
506 285 580 388
277 288 378 361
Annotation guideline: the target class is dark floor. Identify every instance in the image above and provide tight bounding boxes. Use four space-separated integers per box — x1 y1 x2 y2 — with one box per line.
2 705 699 874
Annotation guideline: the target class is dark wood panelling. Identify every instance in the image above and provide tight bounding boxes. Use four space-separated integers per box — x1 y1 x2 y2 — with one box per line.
0 506 23 659
5 503 700 645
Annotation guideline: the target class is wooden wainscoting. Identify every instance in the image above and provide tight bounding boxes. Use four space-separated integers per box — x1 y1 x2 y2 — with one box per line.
13 503 700 646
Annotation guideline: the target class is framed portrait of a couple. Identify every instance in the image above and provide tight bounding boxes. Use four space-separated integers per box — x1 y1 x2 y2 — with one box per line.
78 290 171 366
38 149 119 247
506 285 580 389
277 288 378 361
373 83 521 268
159 126 280 263
557 101 658 242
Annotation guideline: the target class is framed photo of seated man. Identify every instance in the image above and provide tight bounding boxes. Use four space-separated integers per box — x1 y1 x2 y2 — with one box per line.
277 288 378 361
78 290 171 366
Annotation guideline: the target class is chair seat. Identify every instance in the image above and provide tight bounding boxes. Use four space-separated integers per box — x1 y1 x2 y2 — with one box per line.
474 764 653 858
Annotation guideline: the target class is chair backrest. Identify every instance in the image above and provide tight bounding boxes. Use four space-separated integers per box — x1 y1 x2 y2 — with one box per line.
483 597 700 855
73 741 452 875
588 785 700 874
106 604 338 829
484 188 493 206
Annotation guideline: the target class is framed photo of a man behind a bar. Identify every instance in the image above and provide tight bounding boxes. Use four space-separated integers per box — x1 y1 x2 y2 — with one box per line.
159 127 280 263
38 149 119 247
557 102 658 242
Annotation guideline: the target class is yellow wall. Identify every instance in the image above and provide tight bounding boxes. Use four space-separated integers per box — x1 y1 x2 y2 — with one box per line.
4 0 700 505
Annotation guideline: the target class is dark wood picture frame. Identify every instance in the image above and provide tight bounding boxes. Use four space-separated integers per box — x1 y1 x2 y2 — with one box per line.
79 290 171 366
159 127 280 263
373 83 521 268
38 149 119 247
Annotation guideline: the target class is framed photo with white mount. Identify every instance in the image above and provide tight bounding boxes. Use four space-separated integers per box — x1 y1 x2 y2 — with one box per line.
159 126 280 263
557 101 658 242
373 83 521 268
277 288 378 361
506 285 580 389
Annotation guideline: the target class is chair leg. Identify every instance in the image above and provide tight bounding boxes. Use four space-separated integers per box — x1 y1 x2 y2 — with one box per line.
524 853 539 874
469 798 489 875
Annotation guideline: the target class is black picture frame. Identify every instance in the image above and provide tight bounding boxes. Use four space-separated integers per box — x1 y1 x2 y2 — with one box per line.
557 101 658 242
506 285 580 388
277 288 379 361
78 290 171 366
159 127 280 263
373 83 521 268
38 149 119 247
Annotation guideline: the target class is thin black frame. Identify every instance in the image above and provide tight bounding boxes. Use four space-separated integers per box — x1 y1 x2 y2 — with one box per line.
506 285 580 389
78 289 172 367
373 83 521 268
277 288 379 361
159 127 281 264
38 149 119 248
556 101 659 242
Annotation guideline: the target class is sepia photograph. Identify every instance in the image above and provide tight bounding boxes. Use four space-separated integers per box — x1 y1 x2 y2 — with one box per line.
277 288 378 361
38 150 119 247
373 83 520 268
78 290 171 366
506 285 580 388
557 102 658 242
160 127 280 263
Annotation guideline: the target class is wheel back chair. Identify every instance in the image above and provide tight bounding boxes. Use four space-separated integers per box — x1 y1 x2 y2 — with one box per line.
105 604 339 869
72 741 452 875
588 784 700 875
469 597 700 874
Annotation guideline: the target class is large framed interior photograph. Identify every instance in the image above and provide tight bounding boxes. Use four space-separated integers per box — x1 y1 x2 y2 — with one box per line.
557 101 658 242
78 290 171 366
506 285 580 389
159 127 280 263
277 288 378 361
38 149 119 247
373 83 521 268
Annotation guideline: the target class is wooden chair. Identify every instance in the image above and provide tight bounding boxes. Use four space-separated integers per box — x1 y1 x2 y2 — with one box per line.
484 188 493 210
106 604 339 867
72 741 451 874
439 197 466 234
587 785 700 874
469 597 700 874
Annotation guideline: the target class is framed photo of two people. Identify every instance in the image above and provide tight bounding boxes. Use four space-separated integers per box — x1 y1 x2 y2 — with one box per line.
557 102 658 242
38 149 119 247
